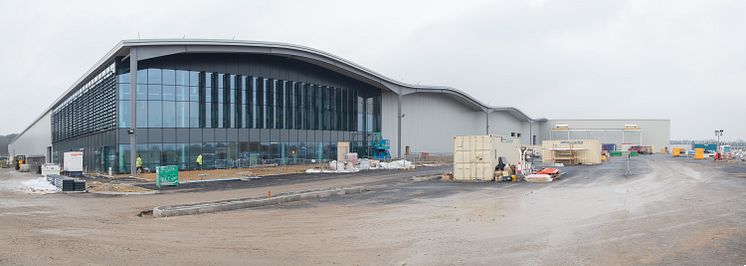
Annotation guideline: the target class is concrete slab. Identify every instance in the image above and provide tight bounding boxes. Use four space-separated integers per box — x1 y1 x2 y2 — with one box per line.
153 186 367 217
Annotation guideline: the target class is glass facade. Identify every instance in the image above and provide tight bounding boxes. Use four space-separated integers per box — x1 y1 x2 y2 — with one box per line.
109 53 382 173
51 63 118 173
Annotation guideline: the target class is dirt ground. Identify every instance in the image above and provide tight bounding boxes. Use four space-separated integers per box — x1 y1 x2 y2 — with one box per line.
0 156 744 265
117 164 316 182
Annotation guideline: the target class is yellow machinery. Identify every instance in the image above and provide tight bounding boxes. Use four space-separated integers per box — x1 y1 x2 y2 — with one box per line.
694 148 705 160
672 148 682 157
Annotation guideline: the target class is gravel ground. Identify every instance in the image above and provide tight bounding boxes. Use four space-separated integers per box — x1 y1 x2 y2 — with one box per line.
0 156 744 265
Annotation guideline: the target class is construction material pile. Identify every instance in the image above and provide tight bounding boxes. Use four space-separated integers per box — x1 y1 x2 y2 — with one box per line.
305 159 414 174
19 177 60 193
46 174 86 192
524 174 552 183
524 168 562 183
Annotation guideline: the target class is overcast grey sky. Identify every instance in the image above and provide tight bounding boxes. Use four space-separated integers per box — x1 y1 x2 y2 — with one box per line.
0 0 744 140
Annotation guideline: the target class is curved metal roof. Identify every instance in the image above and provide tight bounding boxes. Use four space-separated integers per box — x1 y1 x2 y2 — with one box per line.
121 39 542 121
14 39 545 143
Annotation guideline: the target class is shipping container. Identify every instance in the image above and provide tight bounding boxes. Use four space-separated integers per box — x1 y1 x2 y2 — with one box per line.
541 139 602 165
453 135 521 181
602 144 616 151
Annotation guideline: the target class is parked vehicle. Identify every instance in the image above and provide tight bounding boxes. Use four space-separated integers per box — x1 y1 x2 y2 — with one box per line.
628 145 653 155
13 155 26 171
639 145 653 155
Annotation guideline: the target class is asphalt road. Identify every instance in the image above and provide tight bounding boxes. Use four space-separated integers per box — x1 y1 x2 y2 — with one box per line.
136 165 450 193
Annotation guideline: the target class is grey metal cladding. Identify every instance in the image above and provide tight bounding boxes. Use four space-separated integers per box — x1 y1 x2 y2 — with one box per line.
148 128 163 143
226 129 238 142
214 128 227 141
202 128 215 140
189 128 202 142
175 129 190 143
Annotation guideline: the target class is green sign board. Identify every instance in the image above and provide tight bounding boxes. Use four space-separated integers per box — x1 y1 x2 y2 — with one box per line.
156 165 179 187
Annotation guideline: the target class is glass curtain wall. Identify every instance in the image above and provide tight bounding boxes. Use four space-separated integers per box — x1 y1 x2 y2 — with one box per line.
116 61 381 173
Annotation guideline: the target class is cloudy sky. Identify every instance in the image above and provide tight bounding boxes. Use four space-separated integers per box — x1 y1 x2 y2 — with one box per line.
0 0 743 140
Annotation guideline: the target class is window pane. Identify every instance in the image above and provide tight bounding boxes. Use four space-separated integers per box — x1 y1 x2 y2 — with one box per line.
357 96 363 131
148 101 162 127
227 142 237 168
163 101 176 127
147 144 162 170
239 141 250 167
189 143 201 170
176 102 189 128
255 77 263 129
176 86 189 101
163 85 176 101
136 69 147 85
177 144 188 170
136 85 147 100
365 98 373 132
137 101 147 128
189 86 199 102
190 71 199 86
190 102 199 127
147 68 161 84
230 103 236 128
267 79 274 129
162 69 175 85
118 84 130 100
162 143 177 166
205 103 212 128
239 104 247 129
118 144 131 173
148 85 162 101
215 142 227 169
118 101 130 128
217 103 223 128
176 70 189 86
203 142 215 169
118 72 131 84
276 81 284 129
374 95 382 132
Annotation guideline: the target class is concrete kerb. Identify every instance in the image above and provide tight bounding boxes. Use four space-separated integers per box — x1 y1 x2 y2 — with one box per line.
152 186 367 218
89 190 159 195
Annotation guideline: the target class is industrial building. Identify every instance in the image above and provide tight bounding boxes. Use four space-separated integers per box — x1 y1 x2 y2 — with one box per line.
8 39 670 174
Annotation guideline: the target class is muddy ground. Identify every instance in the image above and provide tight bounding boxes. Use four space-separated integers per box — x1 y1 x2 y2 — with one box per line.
0 156 744 265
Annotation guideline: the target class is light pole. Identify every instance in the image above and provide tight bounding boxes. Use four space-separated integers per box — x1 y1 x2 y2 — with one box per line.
715 129 724 153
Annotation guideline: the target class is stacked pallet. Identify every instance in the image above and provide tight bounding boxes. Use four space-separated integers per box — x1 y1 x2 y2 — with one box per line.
46 174 86 192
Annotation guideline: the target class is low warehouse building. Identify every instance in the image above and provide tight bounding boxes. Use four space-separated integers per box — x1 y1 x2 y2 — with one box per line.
8 39 670 174
539 119 670 152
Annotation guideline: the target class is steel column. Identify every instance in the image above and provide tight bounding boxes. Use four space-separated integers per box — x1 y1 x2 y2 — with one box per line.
397 93 402 159
129 48 138 175
485 109 490 135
